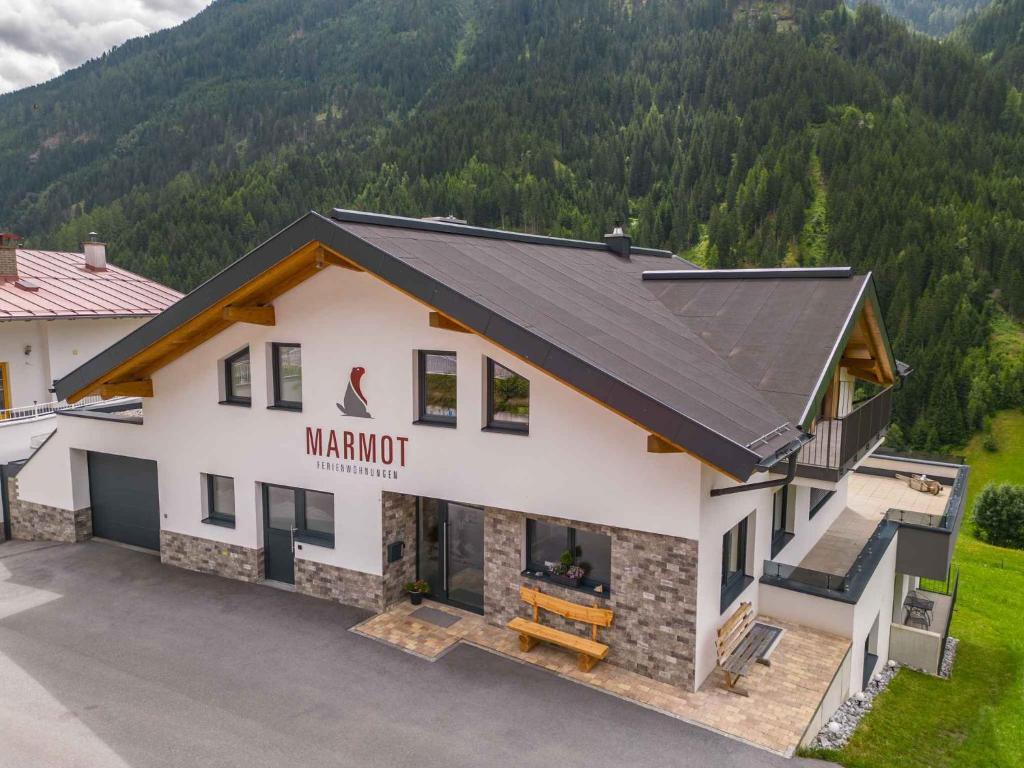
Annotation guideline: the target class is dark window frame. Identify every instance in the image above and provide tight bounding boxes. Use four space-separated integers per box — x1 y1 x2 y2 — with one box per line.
271 342 302 410
525 519 611 592
809 488 835 520
721 516 752 612
222 347 251 406
203 473 236 528
417 349 457 427
261 481 335 547
485 358 529 434
771 486 793 557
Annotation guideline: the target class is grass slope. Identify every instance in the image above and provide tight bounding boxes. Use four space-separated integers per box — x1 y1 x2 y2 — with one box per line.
811 411 1024 767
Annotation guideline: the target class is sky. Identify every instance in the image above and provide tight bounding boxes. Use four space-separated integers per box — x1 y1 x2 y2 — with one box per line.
0 0 211 94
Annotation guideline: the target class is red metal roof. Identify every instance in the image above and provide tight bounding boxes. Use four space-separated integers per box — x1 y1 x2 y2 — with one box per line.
0 250 182 319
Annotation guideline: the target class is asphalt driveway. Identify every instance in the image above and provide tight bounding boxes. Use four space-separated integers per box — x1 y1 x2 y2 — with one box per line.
0 540 832 768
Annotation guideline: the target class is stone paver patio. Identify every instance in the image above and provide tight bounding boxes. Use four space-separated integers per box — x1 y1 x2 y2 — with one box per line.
800 472 949 576
353 601 849 756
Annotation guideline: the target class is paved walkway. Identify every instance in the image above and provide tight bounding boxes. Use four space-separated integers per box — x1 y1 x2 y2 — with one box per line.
0 540 836 768
355 601 849 756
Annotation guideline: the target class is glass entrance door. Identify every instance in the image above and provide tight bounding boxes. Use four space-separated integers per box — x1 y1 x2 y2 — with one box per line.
417 498 484 613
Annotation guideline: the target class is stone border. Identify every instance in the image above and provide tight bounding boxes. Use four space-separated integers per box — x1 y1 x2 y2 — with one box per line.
159 530 264 582
7 477 91 543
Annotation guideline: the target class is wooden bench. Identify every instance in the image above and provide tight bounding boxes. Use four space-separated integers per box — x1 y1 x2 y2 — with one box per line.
715 602 781 696
507 585 614 672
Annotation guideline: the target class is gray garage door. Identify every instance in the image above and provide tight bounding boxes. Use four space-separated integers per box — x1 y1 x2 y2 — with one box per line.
87 452 160 550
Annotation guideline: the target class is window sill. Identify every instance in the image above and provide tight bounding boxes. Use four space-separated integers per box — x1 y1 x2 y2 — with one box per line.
771 531 795 559
294 531 335 549
720 575 754 614
201 516 236 529
521 569 611 599
482 425 529 436
218 400 251 408
413 419 457 429
267 404 303 412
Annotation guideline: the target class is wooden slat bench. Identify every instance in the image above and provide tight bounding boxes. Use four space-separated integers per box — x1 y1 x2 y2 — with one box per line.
507 585 614 672
715 601 781 696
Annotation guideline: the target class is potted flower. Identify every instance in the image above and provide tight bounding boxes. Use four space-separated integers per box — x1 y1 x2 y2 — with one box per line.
405 579 430 605
547 550 587 588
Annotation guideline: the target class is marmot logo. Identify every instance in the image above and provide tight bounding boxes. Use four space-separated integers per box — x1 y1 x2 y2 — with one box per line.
337 366 372 418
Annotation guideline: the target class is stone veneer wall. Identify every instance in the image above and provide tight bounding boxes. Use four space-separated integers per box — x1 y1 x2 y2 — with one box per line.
381 492 418 608
7 477 91 543
160 530 264 582
484 507 699 690
295 557 383 612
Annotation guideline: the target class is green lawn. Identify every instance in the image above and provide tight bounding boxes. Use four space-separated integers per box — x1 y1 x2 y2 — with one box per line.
807 410 1024 768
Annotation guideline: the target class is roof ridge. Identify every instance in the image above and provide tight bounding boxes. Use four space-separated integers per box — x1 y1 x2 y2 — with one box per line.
643 267 854 281
331 208 677 258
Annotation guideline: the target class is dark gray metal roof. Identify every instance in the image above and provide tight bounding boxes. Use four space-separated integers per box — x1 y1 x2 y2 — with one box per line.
646 272 873 425
56 209 887 480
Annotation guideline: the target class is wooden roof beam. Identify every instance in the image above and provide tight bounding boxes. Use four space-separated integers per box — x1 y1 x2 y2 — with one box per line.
647 434 683 454
222 305 275 326
429 311 471 333
100 379 153 399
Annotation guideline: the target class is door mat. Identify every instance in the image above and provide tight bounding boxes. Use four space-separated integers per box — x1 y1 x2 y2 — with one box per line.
409 606 462 628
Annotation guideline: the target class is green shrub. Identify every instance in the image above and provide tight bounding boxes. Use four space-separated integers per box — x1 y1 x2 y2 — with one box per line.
973 483 1024 549
983 432 999 452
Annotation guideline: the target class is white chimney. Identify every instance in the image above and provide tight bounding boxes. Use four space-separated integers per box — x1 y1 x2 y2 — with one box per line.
84 232 106 271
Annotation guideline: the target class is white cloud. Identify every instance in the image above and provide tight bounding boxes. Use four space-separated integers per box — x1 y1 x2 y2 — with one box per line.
0 0 211 94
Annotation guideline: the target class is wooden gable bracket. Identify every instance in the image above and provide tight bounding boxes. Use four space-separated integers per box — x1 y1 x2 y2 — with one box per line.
647 434 683 454
100 379 153 399
222 305 276 326
318 248 364 272
429 311 472 334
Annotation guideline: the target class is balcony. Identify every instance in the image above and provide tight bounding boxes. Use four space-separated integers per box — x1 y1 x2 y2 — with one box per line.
889 569 959 675
795 387 893 481
761 516 899 603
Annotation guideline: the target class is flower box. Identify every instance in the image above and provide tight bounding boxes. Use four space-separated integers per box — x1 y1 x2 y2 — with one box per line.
546 572 582 589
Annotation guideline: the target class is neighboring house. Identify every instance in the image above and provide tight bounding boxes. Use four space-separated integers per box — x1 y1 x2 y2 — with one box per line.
3 211 965 740
0 233 182 462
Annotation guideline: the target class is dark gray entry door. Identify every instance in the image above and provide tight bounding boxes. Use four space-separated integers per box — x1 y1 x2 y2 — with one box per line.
87 452 160 550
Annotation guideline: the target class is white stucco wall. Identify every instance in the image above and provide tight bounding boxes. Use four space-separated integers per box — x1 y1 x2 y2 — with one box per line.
773 477 848 568
45 318 150 386
0 322 49 408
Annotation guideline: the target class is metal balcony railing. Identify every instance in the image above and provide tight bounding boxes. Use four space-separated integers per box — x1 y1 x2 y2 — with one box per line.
798 387 893 473
762 518 899 602
0 395 125 424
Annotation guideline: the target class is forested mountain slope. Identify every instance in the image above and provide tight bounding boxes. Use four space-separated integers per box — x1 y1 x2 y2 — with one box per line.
956 0 1024 87
0 0 1022 452
845 0 993 36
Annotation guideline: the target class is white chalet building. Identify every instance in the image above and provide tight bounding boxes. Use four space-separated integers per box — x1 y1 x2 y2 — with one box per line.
2 211 966 749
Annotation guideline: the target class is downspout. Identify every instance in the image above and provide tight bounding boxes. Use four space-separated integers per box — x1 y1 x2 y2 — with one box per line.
709 438 804 497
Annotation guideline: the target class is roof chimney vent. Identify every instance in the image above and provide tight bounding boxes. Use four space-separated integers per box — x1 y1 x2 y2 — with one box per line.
604 221 631 259
84 233 107 271
0 232 20 281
